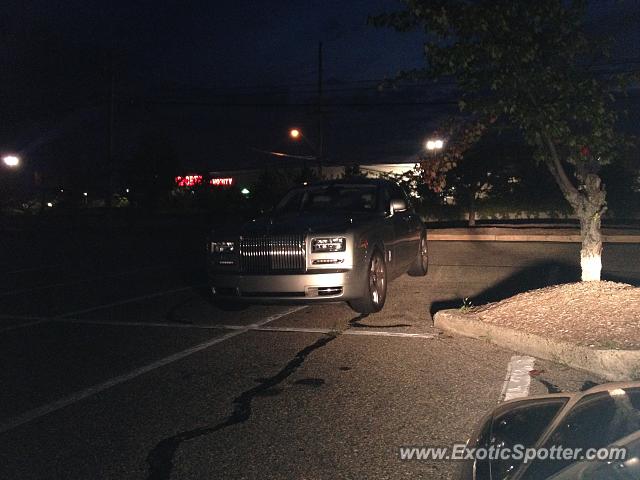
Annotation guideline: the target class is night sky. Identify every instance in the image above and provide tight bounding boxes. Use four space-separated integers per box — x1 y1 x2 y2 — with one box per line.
2 0 639 180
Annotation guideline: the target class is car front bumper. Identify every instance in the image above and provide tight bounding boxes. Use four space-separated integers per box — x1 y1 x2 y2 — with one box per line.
209 269 365 303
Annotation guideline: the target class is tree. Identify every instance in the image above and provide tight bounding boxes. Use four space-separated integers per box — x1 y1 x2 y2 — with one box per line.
443 131 527 226
372 0 634 280
125 133 178 211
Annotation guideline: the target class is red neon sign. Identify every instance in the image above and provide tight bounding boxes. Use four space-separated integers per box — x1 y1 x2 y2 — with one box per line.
209 177 234 186
175 175 203 187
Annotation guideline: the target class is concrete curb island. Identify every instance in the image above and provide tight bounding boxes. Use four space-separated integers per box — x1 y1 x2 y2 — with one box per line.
434 309 640 381
428 227 640 243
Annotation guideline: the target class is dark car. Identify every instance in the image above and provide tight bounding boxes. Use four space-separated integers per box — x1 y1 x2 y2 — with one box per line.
461 382 640 480
207 178 428 313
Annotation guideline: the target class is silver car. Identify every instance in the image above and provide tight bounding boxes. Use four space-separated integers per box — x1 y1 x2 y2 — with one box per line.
207 178 428 313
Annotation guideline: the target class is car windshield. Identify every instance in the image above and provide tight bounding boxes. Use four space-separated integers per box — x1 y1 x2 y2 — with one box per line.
275 185 379 214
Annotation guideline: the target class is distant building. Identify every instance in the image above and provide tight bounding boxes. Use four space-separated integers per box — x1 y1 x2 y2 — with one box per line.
175 163 418 190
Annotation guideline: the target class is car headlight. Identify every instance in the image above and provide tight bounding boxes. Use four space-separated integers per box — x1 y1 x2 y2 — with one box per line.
311 237 346 253
210 241 235 253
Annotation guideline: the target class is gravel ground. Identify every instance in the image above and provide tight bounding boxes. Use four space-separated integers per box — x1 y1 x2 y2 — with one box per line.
472 281 640 350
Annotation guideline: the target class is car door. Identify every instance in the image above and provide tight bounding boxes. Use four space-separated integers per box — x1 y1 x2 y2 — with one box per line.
389 184 416 270
400 187 423 267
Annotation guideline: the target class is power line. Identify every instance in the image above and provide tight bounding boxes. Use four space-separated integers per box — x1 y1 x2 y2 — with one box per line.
126 66 640 101
138 98 461 108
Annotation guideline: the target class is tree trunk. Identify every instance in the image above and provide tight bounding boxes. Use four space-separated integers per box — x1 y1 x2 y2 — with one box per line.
468 191 476 227
575 174 607 281
538 134 607 282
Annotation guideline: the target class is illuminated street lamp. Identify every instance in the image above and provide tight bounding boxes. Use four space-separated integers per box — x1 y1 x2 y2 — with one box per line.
2 155 20 168
289 126 321 167
425 139 444 151
289 128 301 139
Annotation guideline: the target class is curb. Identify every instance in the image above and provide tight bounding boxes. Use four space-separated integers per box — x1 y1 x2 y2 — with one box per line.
433 309 640 381
428 233 640 243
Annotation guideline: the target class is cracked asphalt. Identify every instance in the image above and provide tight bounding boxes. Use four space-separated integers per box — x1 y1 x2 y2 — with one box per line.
1 231 638 480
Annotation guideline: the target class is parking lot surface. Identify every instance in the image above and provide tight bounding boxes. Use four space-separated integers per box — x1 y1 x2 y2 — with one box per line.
2 233 638 479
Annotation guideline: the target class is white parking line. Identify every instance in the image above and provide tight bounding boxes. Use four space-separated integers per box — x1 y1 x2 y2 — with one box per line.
1 263 64 275
57 285 202 318
255 325 437 339
500 355 536 402
0 314 50 321
0 285 204 334
54 319 222 329
0 319 50 334
0 264 178 297
52 319 437 339
0 306 306 435
0 314 52 334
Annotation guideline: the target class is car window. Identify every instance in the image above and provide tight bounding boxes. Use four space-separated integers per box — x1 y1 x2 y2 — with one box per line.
479 398 568 479
549 433 640 480
275 185 379 214
523 388 640 479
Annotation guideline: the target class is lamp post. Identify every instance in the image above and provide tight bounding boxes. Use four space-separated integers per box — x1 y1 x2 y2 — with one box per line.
1 154 21 215
425 137 448 204
289 128 322 178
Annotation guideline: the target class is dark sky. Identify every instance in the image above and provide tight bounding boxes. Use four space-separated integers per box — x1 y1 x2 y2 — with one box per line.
2 0 639 181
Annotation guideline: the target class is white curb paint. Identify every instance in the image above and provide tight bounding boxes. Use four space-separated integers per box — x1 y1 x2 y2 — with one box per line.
0 306 306 435
500 355 536 402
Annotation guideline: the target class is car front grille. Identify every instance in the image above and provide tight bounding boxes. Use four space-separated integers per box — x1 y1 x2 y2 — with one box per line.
239 235 306 274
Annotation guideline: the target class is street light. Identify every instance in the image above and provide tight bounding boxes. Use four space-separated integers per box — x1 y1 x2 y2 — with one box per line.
2 155 20 168
425 139 444 151
289 128 319 153
288 127 324 179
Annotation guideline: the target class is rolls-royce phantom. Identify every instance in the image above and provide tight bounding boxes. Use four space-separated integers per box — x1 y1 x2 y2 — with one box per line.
207 178 427 314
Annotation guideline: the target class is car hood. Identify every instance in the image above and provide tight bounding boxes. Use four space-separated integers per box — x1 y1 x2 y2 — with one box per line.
214 212 377 237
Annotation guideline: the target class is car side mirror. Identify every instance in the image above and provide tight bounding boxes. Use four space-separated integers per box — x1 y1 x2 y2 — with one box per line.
390 199 407 214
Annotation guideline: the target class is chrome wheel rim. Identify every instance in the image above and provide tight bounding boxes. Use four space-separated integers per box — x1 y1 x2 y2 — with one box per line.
369 254 385 306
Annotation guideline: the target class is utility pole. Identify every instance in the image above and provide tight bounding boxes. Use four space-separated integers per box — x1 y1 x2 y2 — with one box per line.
107 53 115 213
317 41 324 179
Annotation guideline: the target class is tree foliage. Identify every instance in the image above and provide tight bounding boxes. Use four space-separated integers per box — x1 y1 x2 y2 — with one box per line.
372 0 636 278
372 0 627 192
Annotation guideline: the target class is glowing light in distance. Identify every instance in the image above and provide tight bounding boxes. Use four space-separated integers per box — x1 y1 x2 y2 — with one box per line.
426 139 444 150
2 155 20 167
210 177 234 186
175 175 203 187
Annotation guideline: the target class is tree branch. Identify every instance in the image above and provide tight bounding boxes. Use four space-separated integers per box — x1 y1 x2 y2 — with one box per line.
540 133 579 199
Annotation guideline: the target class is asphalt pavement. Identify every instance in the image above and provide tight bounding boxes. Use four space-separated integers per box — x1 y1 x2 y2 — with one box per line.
1 233 639 479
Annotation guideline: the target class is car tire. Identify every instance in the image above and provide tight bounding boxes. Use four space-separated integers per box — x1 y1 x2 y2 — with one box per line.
407 232 428 276
348 249 387 314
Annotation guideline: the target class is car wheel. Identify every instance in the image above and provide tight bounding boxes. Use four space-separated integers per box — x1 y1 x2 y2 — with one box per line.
348 250 387 314
407 232 428 276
